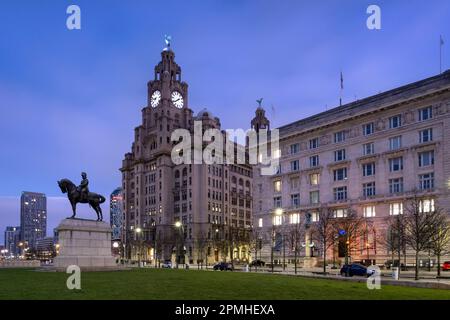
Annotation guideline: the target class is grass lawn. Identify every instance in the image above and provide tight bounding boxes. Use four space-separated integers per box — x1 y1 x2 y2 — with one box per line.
0 268 449 300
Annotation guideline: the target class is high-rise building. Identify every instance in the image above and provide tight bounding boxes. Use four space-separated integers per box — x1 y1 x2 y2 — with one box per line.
4 226 20 257
110 187 123 241
121 46 253 265
20 191 47 249
251 71 450 266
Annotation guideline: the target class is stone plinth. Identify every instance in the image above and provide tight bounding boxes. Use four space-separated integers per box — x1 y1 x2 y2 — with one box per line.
53 218 117 271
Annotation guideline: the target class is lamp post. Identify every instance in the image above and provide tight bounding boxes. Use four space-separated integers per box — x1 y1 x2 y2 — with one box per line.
135 227 142 267
174 221 184 269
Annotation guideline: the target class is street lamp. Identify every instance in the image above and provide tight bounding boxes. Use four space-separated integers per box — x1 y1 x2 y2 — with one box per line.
135 227 142 267
174 221 184 269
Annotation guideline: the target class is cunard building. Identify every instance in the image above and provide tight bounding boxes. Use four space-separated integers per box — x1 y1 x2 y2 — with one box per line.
121 45 253 266
252 71 450 267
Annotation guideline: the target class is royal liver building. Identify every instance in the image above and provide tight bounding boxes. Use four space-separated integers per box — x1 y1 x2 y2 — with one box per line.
121 45 253 266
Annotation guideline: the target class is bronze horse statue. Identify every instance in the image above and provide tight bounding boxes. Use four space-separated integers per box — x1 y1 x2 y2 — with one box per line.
57 179 106 221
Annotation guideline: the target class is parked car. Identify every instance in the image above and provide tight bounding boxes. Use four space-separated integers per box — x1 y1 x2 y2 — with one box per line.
162 260 172 269
340 263 375 277
442 261 450 271
213 262 233 271
250 259 265 267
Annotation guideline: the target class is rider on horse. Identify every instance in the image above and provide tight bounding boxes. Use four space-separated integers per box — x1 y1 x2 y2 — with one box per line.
77 172 89 202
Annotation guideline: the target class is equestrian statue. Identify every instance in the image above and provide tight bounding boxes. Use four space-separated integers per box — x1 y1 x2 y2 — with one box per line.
57 172 106 221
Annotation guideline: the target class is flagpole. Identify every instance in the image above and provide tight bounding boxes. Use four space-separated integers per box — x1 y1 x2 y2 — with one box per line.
340 71 343 107
440 35 444 74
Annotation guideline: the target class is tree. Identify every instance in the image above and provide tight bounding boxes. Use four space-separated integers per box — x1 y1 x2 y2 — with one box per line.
332 208 365 276
403 194 440 280
195 231 209 269
285 220 306 274
429 207 450 277
310 206 335 274
249 228 263 271
381 213 407 277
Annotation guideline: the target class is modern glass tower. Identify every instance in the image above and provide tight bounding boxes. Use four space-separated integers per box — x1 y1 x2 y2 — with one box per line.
20 191 47 249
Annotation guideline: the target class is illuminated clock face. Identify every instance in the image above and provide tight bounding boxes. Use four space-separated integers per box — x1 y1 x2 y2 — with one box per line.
171 91 184 109
150 90 161 108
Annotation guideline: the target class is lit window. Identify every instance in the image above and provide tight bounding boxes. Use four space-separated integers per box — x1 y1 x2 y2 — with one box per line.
310 211 319 222
273 149 281 159
333 209 347 218
390 202 403 215
273 215 283 226
258 218 263 228
363 206 376 217
419 199 435 213
310 173 320 186
274 180 282 192
290 213 300 224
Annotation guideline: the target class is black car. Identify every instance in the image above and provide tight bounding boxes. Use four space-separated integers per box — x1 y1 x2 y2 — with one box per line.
340 263 375 277
213 262 233 271
250 259 265 267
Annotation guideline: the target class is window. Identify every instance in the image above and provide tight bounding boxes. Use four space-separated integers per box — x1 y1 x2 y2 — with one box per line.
333 168 348 181
273 196 282 208
390 202 403 215
290 177 299 190
418 151 434 167
362 163 375 177
290 160 300 171
310 173 320 186
291 194 300 208
363 182 376 197
273 149 281 159
418 106 433 121
310 155 319 167
363 206 376 217
419 199 435 213
389 157 403 172
333 187 347 201
333 208 347 218
290 213 300 224
310 138 319 149
334 149 346 162
389 136 402 150
310 211 319 222
363 142 375 156
258 218 263 228
310 191 319 204
389 178 404 194
363 123 374 136
334 131 346 143
419 128 433 143
389 115 402 129
274 180 282 192
273 215 283 226
290 143 299 154
419 173 434 190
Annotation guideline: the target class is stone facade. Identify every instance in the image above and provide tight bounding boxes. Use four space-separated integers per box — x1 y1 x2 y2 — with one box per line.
53 218 117 271
252 70 450 266
120 48 253 265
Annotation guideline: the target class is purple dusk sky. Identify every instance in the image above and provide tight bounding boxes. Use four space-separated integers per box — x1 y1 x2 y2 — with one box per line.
0 0 449 243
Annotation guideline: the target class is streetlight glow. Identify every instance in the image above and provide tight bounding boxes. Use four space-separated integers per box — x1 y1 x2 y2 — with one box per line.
135 227 142 233
174 221 182 228
275 208 283 215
